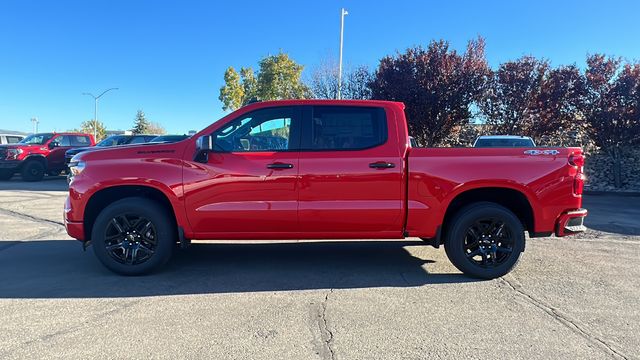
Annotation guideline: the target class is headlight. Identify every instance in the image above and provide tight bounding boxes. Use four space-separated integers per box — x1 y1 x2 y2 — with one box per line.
68 160 86 177
6 148 23 160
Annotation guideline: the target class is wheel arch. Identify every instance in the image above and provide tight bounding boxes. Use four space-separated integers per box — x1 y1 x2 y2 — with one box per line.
83 184 181 242
22 154 47 169
441 186 536 239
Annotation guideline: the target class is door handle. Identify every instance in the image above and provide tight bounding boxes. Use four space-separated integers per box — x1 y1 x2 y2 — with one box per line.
369 161 395 169
267 163 294 169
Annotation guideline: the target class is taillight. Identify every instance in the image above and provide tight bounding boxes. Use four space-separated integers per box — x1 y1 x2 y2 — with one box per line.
569 153 585 195
574 173 585 195
568 153 585 168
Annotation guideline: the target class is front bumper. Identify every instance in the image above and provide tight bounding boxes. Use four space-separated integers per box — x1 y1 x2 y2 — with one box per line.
65 218 85 241
0 160 21 170
64 195 85 241
555 208 588 237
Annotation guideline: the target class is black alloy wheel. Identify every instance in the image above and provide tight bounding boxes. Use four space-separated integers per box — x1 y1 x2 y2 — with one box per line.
104 214 158 265
21 161 45 181
91 197 175 275
445 202 525 279
463 217 515 267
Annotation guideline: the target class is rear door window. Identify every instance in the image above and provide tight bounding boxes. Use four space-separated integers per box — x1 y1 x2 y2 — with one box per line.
304 106 387 150
54 135 72 147
6 136 22 144
70 135 91 146
129 136 149 144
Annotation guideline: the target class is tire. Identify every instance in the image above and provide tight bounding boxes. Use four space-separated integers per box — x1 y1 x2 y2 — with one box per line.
444 202 525 279
21 161 45 181
91 197 176 275
0 170 13 180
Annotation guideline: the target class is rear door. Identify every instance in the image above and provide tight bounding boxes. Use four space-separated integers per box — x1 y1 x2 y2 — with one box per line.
297 105 405 236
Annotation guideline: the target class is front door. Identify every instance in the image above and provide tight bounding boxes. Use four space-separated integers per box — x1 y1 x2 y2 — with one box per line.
47 135 74 170
184 107 302 236
297 105 405 236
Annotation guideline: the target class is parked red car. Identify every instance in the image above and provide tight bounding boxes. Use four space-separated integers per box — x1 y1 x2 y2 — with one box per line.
65 100 586 278
0 132 95 181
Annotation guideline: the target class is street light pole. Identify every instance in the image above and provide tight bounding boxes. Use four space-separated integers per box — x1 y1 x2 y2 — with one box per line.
337 8 348 100
82 88 118 140
30 117 39 134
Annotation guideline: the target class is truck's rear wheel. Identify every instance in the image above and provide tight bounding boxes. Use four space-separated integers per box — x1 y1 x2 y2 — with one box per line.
445 202 525 279
21 161 45 181
91 197 175 275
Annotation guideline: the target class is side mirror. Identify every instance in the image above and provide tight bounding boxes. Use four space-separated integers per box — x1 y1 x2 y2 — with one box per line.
194 135 214 163
196 135 214 152
48 142 59 149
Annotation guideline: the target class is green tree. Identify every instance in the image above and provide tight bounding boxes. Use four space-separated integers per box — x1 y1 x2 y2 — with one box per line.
256 52 310 101
79 120 107 141
219 52 309 111
131 110 150 134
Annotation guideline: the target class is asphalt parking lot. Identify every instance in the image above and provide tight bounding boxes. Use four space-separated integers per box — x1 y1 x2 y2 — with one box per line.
0 177 638 359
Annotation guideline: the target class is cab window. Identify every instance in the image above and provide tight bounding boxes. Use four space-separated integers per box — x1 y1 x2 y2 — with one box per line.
305 106 387 150
130 136 149 144
212 107 300 152
53 135 72 147
70 135 91 146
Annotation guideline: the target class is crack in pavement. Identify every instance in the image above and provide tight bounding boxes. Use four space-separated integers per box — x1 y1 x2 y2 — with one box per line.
499 276 629 360
317 289 336 360
0 208 64 228
0 299 143 358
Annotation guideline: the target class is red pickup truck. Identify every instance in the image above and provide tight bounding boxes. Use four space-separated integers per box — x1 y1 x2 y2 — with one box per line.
65 100 587 278
0 132 95 181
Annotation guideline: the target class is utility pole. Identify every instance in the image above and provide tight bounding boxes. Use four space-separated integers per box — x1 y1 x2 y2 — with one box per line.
337 8 348 100
30 117 39 134
82 88 118 140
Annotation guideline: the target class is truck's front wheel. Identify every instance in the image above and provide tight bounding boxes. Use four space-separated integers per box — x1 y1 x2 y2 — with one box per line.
445 202 525 279
91 197 175 275
21 161 45 181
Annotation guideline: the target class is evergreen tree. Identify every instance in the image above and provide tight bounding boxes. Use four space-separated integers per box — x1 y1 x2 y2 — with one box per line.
131 110 150 134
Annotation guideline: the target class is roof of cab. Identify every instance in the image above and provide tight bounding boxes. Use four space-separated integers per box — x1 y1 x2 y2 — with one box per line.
240 99 405 111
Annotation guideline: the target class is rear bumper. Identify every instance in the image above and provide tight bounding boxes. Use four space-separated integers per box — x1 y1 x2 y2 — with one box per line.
555 208 588 237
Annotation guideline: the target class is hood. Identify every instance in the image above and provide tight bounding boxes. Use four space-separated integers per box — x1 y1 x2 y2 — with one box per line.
75 141 182 162
0 144 43 151
66 146 94 154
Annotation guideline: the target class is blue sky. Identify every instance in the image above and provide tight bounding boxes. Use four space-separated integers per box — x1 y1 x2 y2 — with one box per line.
1 0 639 134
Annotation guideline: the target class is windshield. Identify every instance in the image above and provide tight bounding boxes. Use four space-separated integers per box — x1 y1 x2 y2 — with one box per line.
18 133 54 145
97 135 131 147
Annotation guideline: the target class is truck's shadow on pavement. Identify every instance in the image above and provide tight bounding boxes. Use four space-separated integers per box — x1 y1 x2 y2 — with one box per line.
0 240 477 299
0 176 68 191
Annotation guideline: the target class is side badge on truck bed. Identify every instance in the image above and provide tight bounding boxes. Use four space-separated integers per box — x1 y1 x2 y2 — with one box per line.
524 149 560 156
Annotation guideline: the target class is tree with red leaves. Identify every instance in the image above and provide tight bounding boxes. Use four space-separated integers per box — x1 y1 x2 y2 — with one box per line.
583 54 640 187
480 57 586 145
479 56 548 136
369 37 490 146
